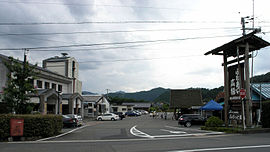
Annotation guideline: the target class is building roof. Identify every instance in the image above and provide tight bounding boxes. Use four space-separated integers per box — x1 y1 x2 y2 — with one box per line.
122 102 151 108
204 31 270 57
43 56 71 62
251 83 270 100
170 89 203 108
83 95 103 103
0 53 72 82
62 93 83 101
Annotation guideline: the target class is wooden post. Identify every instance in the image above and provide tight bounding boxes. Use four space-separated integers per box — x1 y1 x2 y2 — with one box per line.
223 54 229 126
244 42 252 127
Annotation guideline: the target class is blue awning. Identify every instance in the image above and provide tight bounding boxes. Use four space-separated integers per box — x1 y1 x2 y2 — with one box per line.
200 100 223 111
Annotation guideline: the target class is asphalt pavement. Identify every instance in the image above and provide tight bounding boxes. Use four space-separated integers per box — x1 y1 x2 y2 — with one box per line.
1 114 270 152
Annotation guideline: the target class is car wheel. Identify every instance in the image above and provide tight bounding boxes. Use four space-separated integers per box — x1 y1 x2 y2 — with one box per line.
185 122 192 127
111 118 115 121
98 118 102 121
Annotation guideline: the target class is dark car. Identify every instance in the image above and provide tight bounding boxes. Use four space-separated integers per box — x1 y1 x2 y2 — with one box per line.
62 115 78 128
125 111 140 116
178 114 206 127
113 112 125 120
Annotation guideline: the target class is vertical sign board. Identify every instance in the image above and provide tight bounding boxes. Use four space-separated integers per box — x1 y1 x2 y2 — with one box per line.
10 119 24 136
228 63 244 123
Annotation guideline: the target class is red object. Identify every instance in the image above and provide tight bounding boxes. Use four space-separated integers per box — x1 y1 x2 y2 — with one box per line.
240 89 246 99
10 119 24 136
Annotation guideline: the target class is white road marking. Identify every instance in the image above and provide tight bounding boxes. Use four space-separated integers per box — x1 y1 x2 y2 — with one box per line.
169 144 270 152
36 125 88 141
130 126 153 138
160 129 187 134
165 125 223 133
130 126 224 138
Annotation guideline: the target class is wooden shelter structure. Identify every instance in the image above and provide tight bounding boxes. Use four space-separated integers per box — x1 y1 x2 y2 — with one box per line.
170 89 203 119
204 30 270 127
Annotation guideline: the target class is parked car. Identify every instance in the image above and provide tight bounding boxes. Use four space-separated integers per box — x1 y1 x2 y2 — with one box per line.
67 114 83 126
134 110 142 116
113 112 125 120
97 113 119 121
178 114 207 127
125 111 140 116
62 115 77 128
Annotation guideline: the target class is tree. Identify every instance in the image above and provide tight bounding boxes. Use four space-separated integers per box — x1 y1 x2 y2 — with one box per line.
1 57 38 114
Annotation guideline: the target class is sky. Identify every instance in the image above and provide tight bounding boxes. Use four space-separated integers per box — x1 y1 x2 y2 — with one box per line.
0 0 270 94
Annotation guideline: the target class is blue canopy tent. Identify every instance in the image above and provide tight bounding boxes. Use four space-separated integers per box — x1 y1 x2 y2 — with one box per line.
200 100 223 111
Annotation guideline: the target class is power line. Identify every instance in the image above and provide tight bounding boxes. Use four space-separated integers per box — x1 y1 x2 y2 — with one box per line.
0 34 241 51
78 55 204 63
0 0 197 11
0 21 240 26
0 27 241 36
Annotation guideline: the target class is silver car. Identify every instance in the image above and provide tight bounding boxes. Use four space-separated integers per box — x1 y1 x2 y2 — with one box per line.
96 113 119 121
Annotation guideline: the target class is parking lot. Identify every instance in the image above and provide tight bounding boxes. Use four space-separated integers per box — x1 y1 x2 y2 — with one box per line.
47 114 223 141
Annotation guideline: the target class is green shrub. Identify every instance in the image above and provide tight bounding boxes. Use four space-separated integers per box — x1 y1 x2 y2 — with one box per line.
0 114 63 141
205 116 224 127
262 101 270 128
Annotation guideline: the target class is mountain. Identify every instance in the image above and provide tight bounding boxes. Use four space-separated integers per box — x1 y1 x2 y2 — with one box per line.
251 72 270 83
108 87 169 102
153 86 224 104
82 91 98 95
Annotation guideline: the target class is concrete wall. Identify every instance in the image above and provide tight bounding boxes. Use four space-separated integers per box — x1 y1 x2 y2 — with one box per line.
45 62 66 77
0 58 8 102
34 78 69 93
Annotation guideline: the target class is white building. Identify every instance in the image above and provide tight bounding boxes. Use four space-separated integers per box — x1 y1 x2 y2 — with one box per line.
83 95 110 117
0 53 83 116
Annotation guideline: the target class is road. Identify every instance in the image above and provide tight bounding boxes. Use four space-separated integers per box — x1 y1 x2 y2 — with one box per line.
1 115 270 152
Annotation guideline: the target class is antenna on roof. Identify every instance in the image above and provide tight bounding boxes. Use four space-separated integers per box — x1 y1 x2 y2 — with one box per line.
61 53 68 57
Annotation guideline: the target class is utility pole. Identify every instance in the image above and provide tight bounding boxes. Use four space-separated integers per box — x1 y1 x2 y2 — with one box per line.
240 16 261 127
106 89 110 98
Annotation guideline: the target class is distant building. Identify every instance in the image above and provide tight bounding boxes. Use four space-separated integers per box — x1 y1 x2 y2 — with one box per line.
170 89 203 116
0 53 83 116
83 95 110 117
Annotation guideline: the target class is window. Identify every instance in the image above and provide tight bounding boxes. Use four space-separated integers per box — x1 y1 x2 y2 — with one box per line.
28 79 34 87
88 103 92 107
88 109 93 113
122 108 127 111
45 82 50 89
37 80 42 88
52 83 56 90
58 84 62 92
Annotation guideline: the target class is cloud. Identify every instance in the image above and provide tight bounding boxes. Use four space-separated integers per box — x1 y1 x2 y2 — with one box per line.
0 0 269 94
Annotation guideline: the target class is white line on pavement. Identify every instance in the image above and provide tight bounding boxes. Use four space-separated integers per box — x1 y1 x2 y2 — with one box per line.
130 126 153 138
130 126 224 139
36 125 88 141
169 144 270 152
160 129 187 134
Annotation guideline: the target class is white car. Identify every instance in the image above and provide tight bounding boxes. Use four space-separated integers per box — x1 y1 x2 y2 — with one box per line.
96 113 119 121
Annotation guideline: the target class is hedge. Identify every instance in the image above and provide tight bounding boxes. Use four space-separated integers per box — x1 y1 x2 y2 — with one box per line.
262 101 270 128
0 114 63 141
205 116 224 127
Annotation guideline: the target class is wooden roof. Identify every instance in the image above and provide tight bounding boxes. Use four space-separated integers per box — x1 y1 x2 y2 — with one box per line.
204 31 270 57
170 89 203 108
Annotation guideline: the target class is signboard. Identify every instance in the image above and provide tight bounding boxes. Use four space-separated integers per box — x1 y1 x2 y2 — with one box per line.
240 89 246 99
10 119 24 136
228 63 245 124
228 63 244 101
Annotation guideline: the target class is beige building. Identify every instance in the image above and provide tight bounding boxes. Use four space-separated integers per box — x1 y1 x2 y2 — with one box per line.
0 53 83 116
